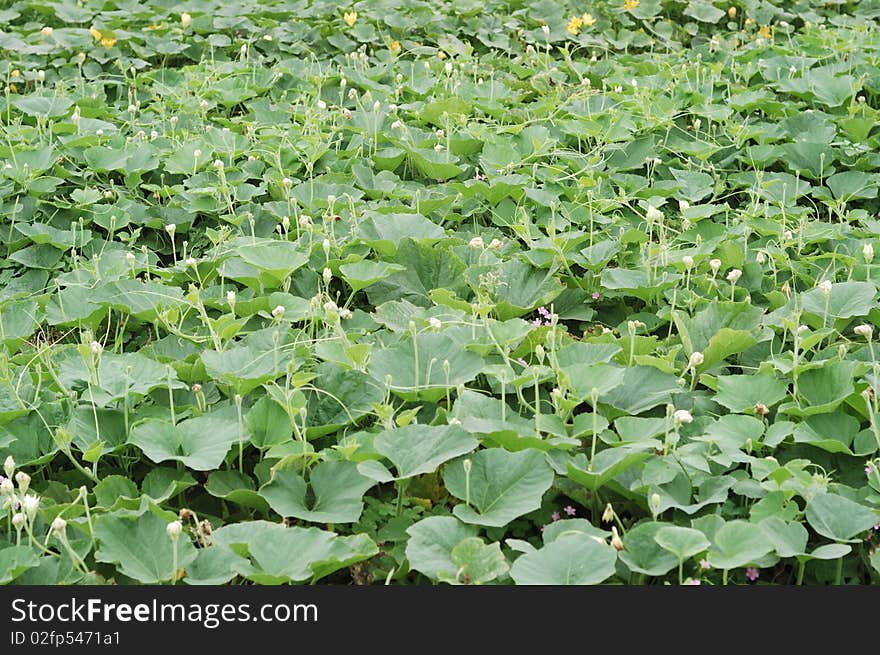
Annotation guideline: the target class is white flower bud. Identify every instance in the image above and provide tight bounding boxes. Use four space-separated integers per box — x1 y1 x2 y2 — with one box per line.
322 267 332 285
41 26 54 36
489 238 503 250
14 471 29 494
611 526 624 551
11 513 25 529
864 243 874 263
709 258 721 273
166 520 182 538
4 456 14 478
51 516 67 534
679 200 690 211
22 493 39 518
317 99 327 109
185 256 197 266
89 340 102 355
37 70 45 82
339 308 352 320
180 12 192 27
271 305 285 318
726 268 742 283
797 324 809 334
165 223 176 235
682 255 694 269
391 120 403 129
854 324 873 339
323 300 338 313
688 352 704 368
645 205 663 223
818 279 833 295
193 149 202 158
213 159 224 169
542 24 550 34
127 104 137 113
469 236 484 248
299 215 311 227
673 409 694 424
429 317 442 331
0 478 14 496
756 251 766 265
322 238 331 256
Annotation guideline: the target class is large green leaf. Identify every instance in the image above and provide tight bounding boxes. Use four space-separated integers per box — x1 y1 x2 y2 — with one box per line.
128 413 240 471
805 493 879 542
444 448 554 527
510 533 617 585
94 512 197 584
405 516 479 581
359 424 478 481
259 461 376 523
706 520 774 570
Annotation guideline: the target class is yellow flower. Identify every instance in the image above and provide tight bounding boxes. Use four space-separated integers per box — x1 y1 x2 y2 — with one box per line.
728 6 737 18
9 69 20 78
89 26 102 40
101 36 117 48
437 50 447 60
757 24 772 39
582 13 596 27
343 11 357 26
389 40 401 53
625 0 639 10
566 15 583 35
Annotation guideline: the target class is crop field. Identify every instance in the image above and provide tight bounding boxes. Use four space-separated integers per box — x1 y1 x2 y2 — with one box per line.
0 0 879 586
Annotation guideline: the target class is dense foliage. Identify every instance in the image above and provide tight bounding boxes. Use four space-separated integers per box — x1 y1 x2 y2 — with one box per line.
1 0 880 585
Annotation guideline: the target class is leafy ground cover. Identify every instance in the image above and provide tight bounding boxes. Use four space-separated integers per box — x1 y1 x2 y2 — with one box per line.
1 0 880 585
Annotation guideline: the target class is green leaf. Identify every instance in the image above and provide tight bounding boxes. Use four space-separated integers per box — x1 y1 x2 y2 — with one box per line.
405 516 479 581
714 374 789 413
805 493 879 542
438 537 509 585
654 526 711 561
94 512 197 584
618 522 679 576
706 520 774 570
259 461 376 523
444 448 554 527
0 545 41 584
800 282 876 320
363 424 478 481
128 413 240 471
510 534 617 585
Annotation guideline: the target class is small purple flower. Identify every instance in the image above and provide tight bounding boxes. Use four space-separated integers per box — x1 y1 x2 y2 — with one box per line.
436 178 444 183
591 292 600 300
551 511 560 522
867 467 873 475
745 567 759 582
684 579 701 585
533 317 543 327
473 171 487 181
563 505 576 516
517 357 527 366
540 524 546 532
537 306 550 318
699 559 711 570
874 524 880 531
